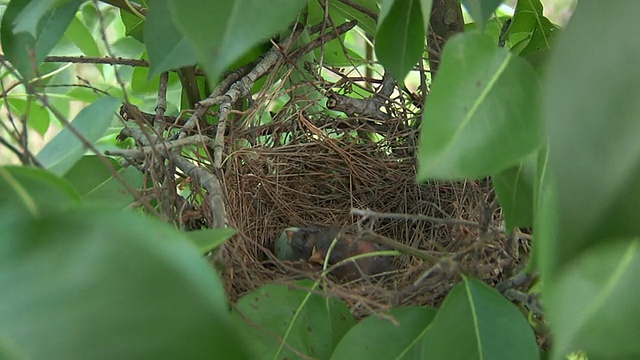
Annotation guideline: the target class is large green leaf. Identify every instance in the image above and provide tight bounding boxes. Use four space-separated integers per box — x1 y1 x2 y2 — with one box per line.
544 0 640 271
63 155 143 208
548 240 640 360
332 307 437 359
493 155 536 231
166 0 306 85
36 97 120 176
418 33 542 180
0 207 248 359
462 0 503 30
145 0 198 78
375 0 424 81
420 276 538 359
230 282 355 359
0 0 81 80
0 165 80 218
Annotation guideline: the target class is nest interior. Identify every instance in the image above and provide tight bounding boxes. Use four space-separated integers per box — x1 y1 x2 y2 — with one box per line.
215 66 527 316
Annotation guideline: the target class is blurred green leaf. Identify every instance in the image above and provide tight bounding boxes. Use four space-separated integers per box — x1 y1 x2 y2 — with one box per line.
120 10 144 42
145 0 198 78
418 33 542 180
332 307 437 359
548 240 640 360
544 0 640 272
462 0 502 30
0 0 81 80
63 155 143 208
375 0 424 81
493 155 536 231
419 0 432 33
36 97 120 176
11 0 73 36
0 207 248 359
7 97 51 136
329 0 379 36
63 15 101 75
184 228 237 254
230 282 355 359
0 165 80 218
166 0 306 85
131 64 181 94
420 276 538 359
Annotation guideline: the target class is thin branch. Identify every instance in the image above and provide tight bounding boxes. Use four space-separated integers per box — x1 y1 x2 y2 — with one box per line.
351 207 482 228
105 135 214 157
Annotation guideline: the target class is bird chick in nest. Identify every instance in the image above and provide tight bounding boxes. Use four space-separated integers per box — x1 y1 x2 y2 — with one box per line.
275 227 394 280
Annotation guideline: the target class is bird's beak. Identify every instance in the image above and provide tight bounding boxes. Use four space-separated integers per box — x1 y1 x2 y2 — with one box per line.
308 246 325 265
284 227 299 243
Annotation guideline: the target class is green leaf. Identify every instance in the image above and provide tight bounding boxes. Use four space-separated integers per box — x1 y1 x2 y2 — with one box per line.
493 155 536 231
418 33 542 180
0 165 80 218
132 64 181 94
329 0 379 36
184 228 237 254
63 155 143 208
0 0 81 80
145 0 198 78
420 276 538 359
375 0 424 81
461 0 502 30
544 0 640 270
120 10 144 42
36 97 121 176
64 15 100 58
230 282 355 359
166 0 306 85
11 0 73 36
508 0 557 56
419 0 432 33
548 240 640 360
7 97 51 136
0 207 248 359
332 307 437 359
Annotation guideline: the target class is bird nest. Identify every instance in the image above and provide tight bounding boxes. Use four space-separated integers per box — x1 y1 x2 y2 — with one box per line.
218 90 528 318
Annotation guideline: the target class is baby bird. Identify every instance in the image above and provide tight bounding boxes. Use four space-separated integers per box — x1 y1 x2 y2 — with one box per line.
307 232 394 280
274 226 339 261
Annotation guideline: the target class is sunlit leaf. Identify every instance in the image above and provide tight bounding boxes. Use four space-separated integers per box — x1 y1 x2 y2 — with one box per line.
420 276 538 359
332 307 437 359
36 97 120 176
418 33 542 180
230 282 355 359
375 0 424 81
184 228 237 254
166 0 306 85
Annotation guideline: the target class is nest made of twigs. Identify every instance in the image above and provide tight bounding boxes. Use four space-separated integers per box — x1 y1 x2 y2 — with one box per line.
217 99 527 318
